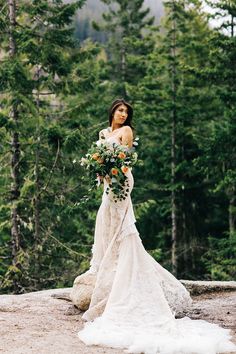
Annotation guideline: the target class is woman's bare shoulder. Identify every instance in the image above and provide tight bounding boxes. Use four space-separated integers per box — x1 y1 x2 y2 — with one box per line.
121 125 133 136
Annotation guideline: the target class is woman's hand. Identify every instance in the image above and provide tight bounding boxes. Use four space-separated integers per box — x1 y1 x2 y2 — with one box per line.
96 174 104 184
105 175 111 184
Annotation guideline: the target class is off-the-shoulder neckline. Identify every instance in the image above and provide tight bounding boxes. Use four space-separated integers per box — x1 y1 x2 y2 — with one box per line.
106 126 123 136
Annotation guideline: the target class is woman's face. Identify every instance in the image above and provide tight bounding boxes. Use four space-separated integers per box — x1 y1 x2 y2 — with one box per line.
112 104 128 126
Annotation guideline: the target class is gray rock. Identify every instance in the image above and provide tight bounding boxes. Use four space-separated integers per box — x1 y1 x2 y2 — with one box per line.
180 280 236 295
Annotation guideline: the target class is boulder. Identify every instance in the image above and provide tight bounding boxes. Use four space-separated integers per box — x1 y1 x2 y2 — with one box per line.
69 271 96 311
180 280 236 295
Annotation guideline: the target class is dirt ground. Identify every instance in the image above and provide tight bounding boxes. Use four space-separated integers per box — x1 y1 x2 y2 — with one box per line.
0 288 235 354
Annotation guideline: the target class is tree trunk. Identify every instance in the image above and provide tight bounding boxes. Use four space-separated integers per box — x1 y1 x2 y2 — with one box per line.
171 0 178 277
229 11 235 237
34 66 41 244
171 113 177 277
182 200 189 275
121 43 127 98
228 187 235 238
8 0 22 293
8 0 16 56
230 14 234 37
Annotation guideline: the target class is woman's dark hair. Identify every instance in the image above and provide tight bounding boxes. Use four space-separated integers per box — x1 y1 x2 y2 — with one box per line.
108 98 134 129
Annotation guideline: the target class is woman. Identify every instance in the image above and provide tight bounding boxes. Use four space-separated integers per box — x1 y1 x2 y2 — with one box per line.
75 99 236 354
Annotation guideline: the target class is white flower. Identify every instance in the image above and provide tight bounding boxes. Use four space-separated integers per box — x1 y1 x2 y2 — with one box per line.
111 177 118 183
72 159 76 164
80 157 88 166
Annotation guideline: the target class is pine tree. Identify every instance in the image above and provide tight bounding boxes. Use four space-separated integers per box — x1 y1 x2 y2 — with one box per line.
193 1 236 280
92 0 156 99
205 0 236 237
133 0 216 278
0 0 86 293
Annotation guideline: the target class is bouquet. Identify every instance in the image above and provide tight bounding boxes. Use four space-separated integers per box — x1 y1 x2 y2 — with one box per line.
80 136 139 202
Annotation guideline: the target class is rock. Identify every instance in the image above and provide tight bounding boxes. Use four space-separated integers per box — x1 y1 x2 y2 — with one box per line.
0 286 235 354
64 304 81 316
69 271 96 311
180 280 236 295
51 291 71 302
0 288 124 354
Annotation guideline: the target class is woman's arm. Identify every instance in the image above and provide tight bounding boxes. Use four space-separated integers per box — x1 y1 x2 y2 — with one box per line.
121 126 133 148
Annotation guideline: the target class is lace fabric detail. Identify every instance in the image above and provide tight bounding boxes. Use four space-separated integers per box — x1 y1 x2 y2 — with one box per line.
159 277 193 316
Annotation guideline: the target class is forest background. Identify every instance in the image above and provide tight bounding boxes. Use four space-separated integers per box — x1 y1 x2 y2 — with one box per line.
0 0 235 294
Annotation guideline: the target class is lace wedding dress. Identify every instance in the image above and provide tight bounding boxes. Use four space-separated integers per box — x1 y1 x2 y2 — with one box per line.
77 131 236 354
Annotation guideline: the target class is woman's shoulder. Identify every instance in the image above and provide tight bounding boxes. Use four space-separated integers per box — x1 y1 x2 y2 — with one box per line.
121 125 133 137
122 125 132 132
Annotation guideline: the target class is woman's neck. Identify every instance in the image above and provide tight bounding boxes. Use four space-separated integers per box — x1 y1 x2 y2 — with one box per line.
111 121 123 131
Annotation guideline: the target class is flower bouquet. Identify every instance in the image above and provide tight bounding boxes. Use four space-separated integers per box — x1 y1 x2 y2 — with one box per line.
80 136 139 202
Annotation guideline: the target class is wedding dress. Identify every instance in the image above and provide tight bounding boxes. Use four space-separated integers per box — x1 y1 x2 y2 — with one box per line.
77 131 236 354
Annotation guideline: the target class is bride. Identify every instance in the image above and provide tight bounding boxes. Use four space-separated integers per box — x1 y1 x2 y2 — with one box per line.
73 99 236 354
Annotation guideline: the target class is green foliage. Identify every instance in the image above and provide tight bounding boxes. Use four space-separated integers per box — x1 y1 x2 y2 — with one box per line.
201 233 236 280
91 0 157 99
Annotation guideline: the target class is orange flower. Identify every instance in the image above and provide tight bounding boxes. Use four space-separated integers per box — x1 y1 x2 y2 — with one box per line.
97 157 104 164
118 152 126 159
111 168 118 175
121 166 129 174
92 153 100 160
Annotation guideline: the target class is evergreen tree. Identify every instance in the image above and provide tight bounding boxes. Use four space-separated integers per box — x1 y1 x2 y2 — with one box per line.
204 0 236 237
193 0 236 279
0 0 86 293
92 0 156 99
132 0 217 278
